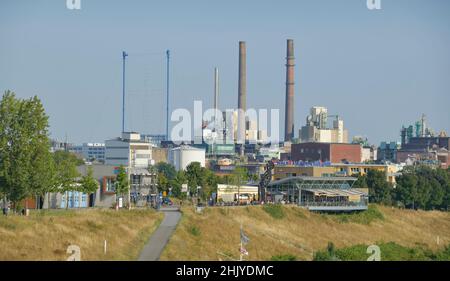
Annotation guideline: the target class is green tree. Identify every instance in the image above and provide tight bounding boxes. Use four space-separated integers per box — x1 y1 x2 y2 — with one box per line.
0 91 54 210
366 170 393 205
231 167 247 205
394 173 419 209
80 166 99 195
201 168 219 201
115 165 129 208
352 174 368 189
155 162 177 181
171 170 187 199
53 151 80 209
186 162 203 197
30 143 56 209
157 172 170 192
394 166 450 210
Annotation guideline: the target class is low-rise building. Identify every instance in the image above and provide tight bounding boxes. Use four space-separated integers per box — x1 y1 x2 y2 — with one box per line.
217 184 259 204
272 162 401 185
42 164 158 209
70 143 105 162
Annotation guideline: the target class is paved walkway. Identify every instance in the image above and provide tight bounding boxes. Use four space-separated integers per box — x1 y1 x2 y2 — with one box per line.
138 206 181 261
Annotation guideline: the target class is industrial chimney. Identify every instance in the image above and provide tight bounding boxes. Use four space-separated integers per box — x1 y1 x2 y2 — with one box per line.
238 41 247 148
284 39 295 142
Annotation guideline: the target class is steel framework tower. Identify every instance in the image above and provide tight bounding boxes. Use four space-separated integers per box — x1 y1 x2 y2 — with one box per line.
122 51 128 133
166 50 170 140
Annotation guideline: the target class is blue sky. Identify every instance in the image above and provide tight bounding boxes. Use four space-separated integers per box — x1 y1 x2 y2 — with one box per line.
1 0 449 144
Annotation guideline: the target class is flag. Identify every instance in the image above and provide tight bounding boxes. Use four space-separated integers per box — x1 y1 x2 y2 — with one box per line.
240 227 250 244
240 247 249 256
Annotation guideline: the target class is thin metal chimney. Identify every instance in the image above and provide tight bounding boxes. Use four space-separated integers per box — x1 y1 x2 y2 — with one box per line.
238 41 247 148
284 39 295 142
214 67 219 116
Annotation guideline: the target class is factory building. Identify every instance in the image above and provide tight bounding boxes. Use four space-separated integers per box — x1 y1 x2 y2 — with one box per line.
291 142 362 163
168 145 206 171
377 141 398 163
397 115 449 168
105 132 153 168
397 135 449 168
361 146 377 163
299 106 348 143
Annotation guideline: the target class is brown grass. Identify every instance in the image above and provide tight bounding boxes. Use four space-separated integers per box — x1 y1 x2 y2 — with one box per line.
160 205 450 261
0 208 163 261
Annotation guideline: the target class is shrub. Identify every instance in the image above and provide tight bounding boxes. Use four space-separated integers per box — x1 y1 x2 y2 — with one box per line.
271 254 297 261
313 241 450 261
188 225 201 236
333 205 384 225
262 204 284 219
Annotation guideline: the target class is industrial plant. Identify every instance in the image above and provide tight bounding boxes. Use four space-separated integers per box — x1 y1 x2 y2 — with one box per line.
35 38 449 212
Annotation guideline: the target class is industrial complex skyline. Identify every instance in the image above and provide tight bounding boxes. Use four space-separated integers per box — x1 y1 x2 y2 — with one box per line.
1 0 449 145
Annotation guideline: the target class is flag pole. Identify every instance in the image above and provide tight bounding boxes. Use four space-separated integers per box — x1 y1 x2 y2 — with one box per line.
240 223 243 261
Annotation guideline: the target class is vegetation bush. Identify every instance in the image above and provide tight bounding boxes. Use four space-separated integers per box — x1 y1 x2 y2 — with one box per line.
188 225 201 236
332 205 384 225
353 165 450 211
262 204 285 219
270 254 297 261
313 241 450 261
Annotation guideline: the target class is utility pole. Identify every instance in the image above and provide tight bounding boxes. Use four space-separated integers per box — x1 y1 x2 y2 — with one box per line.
122 51 128 133
166 50 170 140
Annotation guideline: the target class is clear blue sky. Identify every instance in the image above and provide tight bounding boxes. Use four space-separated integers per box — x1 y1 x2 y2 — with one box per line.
1 0 449 144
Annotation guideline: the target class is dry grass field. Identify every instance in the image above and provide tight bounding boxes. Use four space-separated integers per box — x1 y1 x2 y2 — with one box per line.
160 204 450 261
0 208 163 261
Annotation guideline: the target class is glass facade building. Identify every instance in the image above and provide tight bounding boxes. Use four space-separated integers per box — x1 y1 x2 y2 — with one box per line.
265 177 368 211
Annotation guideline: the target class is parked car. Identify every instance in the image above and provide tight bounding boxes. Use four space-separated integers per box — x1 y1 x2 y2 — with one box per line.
162 197 173 205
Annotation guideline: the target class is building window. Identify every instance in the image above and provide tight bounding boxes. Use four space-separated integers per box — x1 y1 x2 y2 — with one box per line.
104 177 116 192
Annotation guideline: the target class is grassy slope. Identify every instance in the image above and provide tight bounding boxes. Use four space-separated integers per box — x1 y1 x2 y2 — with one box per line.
0 209 163 261
160 204 450 261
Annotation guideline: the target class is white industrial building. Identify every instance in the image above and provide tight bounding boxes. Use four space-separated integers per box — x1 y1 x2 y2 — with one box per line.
299 106 349 143
105 132 154 168
168 145 206 171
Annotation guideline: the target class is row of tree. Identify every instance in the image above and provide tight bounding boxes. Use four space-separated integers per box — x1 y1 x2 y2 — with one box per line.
0 91 98 210
153 162 251 202
353 166 450 210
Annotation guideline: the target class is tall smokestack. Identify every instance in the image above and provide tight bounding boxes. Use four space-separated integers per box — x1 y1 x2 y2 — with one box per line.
284 39 295 142
238 41 247 148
